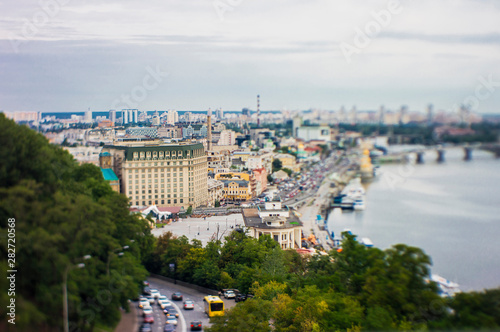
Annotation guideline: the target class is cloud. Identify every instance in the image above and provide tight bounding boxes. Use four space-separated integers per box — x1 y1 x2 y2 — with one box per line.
1 0 500 112
379 31 500 45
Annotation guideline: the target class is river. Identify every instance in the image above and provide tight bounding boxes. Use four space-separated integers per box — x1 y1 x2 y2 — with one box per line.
326 147 500 291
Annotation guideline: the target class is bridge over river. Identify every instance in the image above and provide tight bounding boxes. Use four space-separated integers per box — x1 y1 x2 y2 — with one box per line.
382 143 500 164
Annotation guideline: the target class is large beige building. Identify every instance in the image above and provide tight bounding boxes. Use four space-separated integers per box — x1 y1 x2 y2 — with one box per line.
100 140 208 208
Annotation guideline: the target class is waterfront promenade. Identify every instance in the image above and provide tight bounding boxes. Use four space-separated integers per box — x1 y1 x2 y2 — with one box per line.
298 174 335 251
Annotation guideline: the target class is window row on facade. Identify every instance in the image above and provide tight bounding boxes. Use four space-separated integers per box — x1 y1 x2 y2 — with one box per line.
131 149 203 160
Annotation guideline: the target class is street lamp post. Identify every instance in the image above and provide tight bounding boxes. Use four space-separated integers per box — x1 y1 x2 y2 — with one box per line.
63 255 90 332
107 245 129 276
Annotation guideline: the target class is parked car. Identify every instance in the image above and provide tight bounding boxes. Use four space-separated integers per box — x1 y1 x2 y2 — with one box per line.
224 290 236 299
235 293 254 302
183 300 195 310
190 321 202 331
171 292 183 301
234 294 246 302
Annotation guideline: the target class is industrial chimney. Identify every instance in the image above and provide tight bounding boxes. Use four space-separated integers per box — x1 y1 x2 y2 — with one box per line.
207 109 212 151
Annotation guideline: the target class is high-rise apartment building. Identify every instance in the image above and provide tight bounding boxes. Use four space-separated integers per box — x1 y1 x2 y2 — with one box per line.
85 109 93 123
100 140 208 208
109 110 117 124
216 108 224 120
167 110 179 125
122 109 138 124
427 104 434 125
123 109 129 124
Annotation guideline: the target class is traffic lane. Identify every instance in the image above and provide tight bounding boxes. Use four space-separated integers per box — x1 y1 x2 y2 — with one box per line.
148 277 239 331
147 280 190 332
135 297 165 332
148 277 211 332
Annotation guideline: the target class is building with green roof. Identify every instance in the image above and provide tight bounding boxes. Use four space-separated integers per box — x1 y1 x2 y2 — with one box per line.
100 168 120 192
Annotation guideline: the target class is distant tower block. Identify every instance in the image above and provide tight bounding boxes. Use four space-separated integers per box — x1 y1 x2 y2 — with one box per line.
427 104 434 125
416 151 425 164
464 147 473 161
257 94 260 127
379 105 385 124
437 149 445 163
207 109 212 151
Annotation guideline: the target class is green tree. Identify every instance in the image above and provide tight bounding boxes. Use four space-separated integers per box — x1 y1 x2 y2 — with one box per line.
272 159 283 172
251 281 288 301
207 298 273 332
0 114 151 331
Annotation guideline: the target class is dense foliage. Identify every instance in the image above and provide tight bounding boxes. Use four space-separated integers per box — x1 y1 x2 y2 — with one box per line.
0 114 153 331
145 230 283 293
150 225 500 331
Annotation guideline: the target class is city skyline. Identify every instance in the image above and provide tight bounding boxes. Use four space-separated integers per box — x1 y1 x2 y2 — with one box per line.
1 0 500 113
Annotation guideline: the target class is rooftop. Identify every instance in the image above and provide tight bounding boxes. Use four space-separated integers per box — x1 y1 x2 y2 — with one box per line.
101 168 119 181
242 207 303 230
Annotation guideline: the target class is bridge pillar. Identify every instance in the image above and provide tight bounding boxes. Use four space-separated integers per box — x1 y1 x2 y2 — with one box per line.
463 147 473 161
416 152 424 164
437 149 445 163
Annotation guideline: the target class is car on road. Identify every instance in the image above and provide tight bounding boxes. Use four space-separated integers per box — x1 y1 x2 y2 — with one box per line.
159 299 172 309
139 299 150 308
165 316 178 325
158 295 168 303
171 292 183 301
142 287 151 296
190 321 202 331
139 323 152 332
164 305 179 317
143 313 154 324
150 289 161 299
164 323 176 332
146 295 155 304
142 307 153 315
183 300 195 310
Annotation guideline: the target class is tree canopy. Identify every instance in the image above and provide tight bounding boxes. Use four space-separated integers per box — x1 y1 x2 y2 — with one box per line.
0 114 153 330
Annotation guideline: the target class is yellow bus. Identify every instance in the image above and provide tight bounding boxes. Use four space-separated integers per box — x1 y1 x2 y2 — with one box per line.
203 295 224 317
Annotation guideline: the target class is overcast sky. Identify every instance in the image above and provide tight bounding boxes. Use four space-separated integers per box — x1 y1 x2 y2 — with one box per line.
1 0 500 113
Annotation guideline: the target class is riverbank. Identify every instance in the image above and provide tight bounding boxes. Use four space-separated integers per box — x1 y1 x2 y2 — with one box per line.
326 148 500 291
